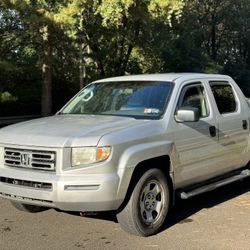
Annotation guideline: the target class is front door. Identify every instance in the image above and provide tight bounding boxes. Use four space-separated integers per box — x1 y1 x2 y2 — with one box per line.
173 81 220 188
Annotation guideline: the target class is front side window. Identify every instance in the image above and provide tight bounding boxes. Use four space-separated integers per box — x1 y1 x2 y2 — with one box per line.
61 81 173 119
178 84 209 118
209 82 237 114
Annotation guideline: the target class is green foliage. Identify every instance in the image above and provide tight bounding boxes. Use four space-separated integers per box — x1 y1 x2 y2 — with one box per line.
0 91 18 102
1 0 250 116
98 0 135 27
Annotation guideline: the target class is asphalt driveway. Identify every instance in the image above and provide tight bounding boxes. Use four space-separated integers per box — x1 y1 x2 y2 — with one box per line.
1 180 250 250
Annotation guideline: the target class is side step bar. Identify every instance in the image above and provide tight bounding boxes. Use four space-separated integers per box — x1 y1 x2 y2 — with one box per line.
179 169 250 200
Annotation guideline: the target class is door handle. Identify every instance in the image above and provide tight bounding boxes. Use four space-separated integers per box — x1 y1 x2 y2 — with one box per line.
242 120 248 130
209 126 216 137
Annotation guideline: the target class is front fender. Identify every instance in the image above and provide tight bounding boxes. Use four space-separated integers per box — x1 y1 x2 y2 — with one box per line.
116 141 174 201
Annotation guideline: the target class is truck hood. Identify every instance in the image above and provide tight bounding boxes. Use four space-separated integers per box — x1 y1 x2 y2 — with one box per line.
0 115 148 148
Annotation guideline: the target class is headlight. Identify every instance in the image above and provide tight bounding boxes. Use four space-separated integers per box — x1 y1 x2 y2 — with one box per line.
72 146 111 166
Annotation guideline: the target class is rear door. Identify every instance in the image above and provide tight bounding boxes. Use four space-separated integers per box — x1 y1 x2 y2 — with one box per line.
209 81 249 171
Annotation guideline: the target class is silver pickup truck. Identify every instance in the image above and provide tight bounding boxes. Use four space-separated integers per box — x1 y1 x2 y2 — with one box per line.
0 73 250 236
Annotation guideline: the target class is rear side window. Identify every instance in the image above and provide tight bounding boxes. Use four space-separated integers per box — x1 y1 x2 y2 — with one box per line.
209 82 237 114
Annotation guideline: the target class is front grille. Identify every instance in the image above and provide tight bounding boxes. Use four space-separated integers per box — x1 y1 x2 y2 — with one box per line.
0 177 52 190
4 148 56 171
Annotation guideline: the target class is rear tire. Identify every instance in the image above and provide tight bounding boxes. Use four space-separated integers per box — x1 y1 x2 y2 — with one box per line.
11 201 49 213
117 168 170 236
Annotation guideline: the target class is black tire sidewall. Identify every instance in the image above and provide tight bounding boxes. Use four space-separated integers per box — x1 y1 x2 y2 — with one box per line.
131 168 169 236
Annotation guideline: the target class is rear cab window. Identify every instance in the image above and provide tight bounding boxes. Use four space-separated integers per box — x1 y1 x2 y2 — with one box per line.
209 81 237 114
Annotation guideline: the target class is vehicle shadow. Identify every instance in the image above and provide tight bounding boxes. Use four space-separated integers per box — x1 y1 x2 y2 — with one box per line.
64 179 250 234
163 178 250 230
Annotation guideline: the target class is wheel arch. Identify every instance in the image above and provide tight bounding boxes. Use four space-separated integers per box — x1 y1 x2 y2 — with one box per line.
117 155 174 213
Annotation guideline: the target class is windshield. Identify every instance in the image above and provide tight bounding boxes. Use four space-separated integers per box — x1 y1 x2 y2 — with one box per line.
60 81 173 119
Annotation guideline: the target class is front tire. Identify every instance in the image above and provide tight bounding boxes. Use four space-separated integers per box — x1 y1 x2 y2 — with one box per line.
117 168 170 236
11 201 49 213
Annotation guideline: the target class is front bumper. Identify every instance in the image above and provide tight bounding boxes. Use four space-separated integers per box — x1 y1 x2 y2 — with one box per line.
0 168 122 212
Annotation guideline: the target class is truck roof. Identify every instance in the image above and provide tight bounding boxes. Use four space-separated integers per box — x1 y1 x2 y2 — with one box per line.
94 73 231 83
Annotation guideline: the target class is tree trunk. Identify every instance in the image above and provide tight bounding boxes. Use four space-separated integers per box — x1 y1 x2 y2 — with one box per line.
41 25 52 116
79 42 87 89
211 16 217 60
210 2 217 61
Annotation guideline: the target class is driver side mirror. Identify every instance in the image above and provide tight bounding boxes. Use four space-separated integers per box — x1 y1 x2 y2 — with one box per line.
175 107 200 122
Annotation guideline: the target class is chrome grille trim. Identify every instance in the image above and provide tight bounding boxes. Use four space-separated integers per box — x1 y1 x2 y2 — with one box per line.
0 177 52 190
4 148 56 171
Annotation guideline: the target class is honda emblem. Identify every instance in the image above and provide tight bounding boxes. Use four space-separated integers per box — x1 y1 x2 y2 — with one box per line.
20 153 31 167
